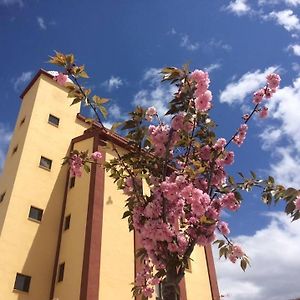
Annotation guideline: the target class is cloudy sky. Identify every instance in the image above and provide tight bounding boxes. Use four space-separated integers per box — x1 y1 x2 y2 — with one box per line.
1 0 300 299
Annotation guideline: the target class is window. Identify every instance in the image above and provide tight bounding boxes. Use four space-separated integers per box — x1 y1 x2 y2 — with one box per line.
39 156 52 170
64 215 71 231
0 192 5 203
48 114 60 127
69 176 75 189
28 206 43 222
14 273 31 292
12 145 18 156
20 117 26 127
57 263 65 282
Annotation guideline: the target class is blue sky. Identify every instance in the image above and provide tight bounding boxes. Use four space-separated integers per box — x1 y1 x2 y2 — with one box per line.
1 0 300 299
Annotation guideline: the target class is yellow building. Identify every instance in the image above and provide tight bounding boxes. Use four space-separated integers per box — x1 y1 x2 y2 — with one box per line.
0 70 220 300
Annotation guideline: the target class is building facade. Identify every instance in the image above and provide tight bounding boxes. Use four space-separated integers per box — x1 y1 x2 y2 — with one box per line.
0 70 220 300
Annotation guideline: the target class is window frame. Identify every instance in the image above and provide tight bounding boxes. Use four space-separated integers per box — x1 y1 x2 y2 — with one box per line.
14 273 31 293
57 262 65 282
64 215 71 231
28 206 43 222
39 156 52 171
48 114 60 127
0 192 5 203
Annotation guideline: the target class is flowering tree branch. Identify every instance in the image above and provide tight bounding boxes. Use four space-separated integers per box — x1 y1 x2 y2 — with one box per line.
49 51 300 300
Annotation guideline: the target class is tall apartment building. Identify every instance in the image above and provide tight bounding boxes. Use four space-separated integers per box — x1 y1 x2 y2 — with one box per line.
0 70 220 300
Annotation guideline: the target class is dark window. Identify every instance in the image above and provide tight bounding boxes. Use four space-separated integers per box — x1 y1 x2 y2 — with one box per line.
20 117 26 126
58 263 65 282
14 273 31 292
12 145 18 156
0 192 5 203
69 176 75 189
48 114 60 127
28 206 43 222
64 215 71 231
39 156 52 170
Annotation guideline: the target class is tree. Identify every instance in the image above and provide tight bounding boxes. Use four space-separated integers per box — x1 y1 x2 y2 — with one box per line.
49 52 300 300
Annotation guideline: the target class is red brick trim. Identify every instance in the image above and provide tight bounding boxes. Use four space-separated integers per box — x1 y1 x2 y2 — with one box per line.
79 134 106 300
204 245 220 300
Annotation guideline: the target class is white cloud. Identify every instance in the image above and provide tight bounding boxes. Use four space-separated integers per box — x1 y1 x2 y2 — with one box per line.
133 68 177 117
226 0 251 16
208 38 232 51
0 123 12 171
13 71 33 92
0 0 23 7
219 66 277 104
268 9 300 31
259 0 300 6
180 34 199 51
37 17 47 30
292 62 300 72
288 44 300 55
102 76 123 91
108 103 122 118
257 76 300 186
205 63 222 73
215 212 300 300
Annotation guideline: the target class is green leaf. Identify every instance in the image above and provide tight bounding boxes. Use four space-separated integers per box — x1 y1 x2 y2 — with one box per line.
240 259 247 271
84 164 91 173
250 171 256 179
93 95 109 105
111 122 123 132
71 98 82 105
98 105 108 119
122 211 131 219
80 70 89 78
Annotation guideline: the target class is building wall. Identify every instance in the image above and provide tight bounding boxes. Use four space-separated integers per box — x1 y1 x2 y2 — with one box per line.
53 137 93 300
0 73 86 300
98 147 135 300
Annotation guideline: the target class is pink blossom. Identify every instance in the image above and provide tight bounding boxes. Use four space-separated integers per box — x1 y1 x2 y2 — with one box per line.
218 221 230 235
266 73 281 89
91 151 102 161
233 124 248 146
253 89 265 104
190 69 210 94
69 154 83 177
145 106 157 121
195 90 212 112
220 192 240 211
295 196 300 210
232 244 244 258
259 106 268 118
214 138 226 151
53 73 68 86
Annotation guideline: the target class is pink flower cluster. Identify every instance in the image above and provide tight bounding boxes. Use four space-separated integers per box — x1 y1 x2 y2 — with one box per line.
190 70 212 112
53 73 68 86
69 151 103 177
171 112 193 132
228 244 244 263
70 154 83 177
135 260 161 298
148 124 179 157
233 124 248 146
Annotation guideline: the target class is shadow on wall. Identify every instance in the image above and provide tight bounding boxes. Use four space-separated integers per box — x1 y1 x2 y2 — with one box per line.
16 166 68 300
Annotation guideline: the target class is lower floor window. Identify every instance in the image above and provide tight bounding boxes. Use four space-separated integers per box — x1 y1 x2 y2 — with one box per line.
14 273 31 292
